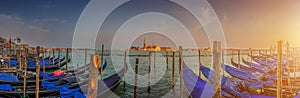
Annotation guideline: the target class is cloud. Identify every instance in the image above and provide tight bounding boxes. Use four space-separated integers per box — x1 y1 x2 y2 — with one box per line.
38 0 56 9
28 25 51 33
33 18 67 26
0 14 51 46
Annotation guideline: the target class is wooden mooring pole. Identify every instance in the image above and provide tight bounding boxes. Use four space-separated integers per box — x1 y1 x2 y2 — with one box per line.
42 47 45 73
134 58 139 98
84 48 87 72
123 51 127 91
295 59 298 80
277 41 283 98
238 49 241 69
35 46 40 98
166 51 168 69
52 48 55 64
1 39 4 57
23 48 27 97
18 47 22 69
250 48 253 68
231 49 234 58
286 42 291 89
172 52 175 87
148 51 152 93
294 48 297 80
58 48 61 68
66 48 69 72
66 48 70 71
179 46 183 98
87 55 100 98
17 46 20 67
101 44 104 66
8 49 11 68
213 41 221 98
100 45 104 80
154 52 156 69
198 49 201 77
222 49 225 76
48 49 51 60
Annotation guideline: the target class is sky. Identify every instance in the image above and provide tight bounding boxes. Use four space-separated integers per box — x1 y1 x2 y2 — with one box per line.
0 0 299 49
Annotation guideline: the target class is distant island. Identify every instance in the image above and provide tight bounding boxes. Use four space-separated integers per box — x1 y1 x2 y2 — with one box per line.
130 38 172 51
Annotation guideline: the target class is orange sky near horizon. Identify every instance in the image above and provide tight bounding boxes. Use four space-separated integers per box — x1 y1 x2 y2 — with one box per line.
210 0 300 48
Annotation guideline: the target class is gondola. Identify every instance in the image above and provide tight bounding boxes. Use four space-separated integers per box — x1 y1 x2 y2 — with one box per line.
3 56 61 68
242 58 273 74
0 60 96 87
251 56 288 66
48 61 109 85
223 64 274 86
182 63 248 98
67 63 127 97
66 60 108 74
230 59 265 74
237 59 300 84
200 65 297 97
249 56 299 72
26 57 70 71
0 88 60 98
40 62 125 98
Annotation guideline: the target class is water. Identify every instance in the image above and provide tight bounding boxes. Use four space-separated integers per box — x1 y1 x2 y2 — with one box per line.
51 50 258 98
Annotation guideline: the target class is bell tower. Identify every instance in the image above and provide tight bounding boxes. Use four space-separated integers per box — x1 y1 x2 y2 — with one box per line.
143 38 146 49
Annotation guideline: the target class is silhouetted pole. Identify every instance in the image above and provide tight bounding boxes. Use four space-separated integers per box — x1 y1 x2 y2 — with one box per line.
148 51 152 93
101 44 104 66
265 49 268 62
198 49 201 77
238 49 241 69
66 48 69 72
42 47 45 73
231 49 234 58
166 51 168 69
222 49 225 76
154 52 156 69
250 48 253 68
123 51 127 91
16 46 20 68
100 44 104 80
9 36 11 55
286 41 289 58
87 55 100 98
294 48 297 80
8 45 11 68
1 39 4 56
213 41 221 98
84 48 87 72
35 46 40 98
48 49 51 60
286 42 291 89
18 47 21 69
52 48 55 64
172 52 175 87
277 41 283 98
296 59 298 79
134 58 139 98
58 48 61 68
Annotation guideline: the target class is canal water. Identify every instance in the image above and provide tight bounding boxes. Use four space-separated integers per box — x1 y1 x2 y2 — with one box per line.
53 50 255 98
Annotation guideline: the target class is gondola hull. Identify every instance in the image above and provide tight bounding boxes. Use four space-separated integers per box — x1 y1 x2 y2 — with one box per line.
0 90 60 98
